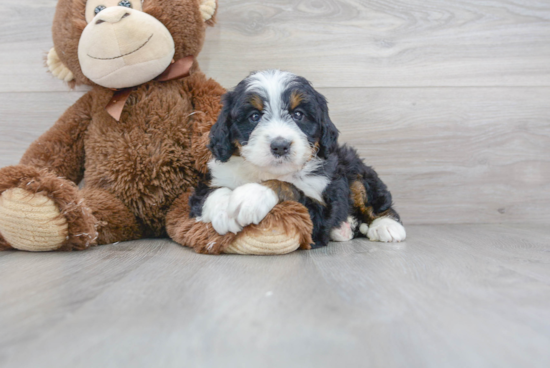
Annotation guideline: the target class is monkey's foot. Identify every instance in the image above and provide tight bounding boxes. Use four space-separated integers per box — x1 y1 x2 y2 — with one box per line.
0 165 98 251
0 188 68 251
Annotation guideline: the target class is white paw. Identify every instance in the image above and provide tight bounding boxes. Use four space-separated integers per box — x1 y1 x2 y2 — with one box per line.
367 217 406 243
330 216 358 242
227 183 279 227
330 222 353 242
199 188 242 235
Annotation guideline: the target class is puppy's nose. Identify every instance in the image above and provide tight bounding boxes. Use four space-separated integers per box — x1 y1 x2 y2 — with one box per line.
270 137 292 157
96 7 131 24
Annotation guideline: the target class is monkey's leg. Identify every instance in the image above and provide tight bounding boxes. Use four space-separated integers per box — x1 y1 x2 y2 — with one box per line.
0 165 97 251
80 187 142 245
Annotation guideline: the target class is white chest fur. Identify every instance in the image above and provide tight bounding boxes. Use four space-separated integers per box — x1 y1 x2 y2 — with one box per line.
208 157 330 203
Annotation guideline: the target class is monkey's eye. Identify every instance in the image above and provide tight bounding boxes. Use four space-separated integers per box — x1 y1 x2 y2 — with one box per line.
118 0 132 8
292 111 304 122
94 5 106 15
249 112 262 123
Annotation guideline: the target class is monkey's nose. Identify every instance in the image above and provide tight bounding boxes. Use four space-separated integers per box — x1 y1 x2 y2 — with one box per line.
95 7 131 24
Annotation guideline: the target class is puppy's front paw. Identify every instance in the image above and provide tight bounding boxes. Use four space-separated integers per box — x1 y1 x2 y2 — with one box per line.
199 188 242 235
211 211 242 236
227 183 279 227
367 217 406 243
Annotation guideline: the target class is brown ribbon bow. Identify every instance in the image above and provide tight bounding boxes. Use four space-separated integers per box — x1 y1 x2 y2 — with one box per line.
105 56 195 121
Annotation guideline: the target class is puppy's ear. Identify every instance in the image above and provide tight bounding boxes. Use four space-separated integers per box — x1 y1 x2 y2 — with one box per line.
209 92 236 162
316 92 339 159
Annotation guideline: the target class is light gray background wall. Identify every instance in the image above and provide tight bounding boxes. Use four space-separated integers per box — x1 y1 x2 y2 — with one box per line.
1 0 549 225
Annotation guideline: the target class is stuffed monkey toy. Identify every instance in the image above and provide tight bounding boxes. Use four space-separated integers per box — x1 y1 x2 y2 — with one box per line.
0 0 312 255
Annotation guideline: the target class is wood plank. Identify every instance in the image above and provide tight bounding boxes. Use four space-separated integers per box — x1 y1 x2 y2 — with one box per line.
1 225 549 367
2 88 548 224
322 86 550 225
0 0 90 93
1 0 550 92
202 0 550 88
0 92 85 167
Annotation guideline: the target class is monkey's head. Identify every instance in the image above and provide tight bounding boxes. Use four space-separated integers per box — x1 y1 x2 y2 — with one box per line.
48 0 217 89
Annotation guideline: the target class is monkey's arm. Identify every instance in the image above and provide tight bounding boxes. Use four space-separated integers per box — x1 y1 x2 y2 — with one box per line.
19 91 94 183
183 73 226 174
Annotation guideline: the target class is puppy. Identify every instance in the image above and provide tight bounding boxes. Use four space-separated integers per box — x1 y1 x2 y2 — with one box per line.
190 70 406 248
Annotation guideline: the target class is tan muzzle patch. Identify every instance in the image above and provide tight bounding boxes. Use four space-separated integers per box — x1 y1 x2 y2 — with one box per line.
78 7 175 89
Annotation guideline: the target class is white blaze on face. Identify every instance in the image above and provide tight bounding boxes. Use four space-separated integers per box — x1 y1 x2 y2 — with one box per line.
241 70 312 176
78 0 175 89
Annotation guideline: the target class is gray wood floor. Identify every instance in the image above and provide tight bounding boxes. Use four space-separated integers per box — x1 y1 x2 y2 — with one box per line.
2 1 550 367
1 224 550 368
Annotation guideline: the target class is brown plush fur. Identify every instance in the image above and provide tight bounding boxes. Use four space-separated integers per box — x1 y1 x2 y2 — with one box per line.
0 0 314 253
0 232 11 251
80 187 142 244
7 71 225 249
0 0 226 250
167 191 313 255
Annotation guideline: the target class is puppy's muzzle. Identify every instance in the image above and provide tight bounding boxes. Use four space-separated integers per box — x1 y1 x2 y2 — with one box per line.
270 137 292 158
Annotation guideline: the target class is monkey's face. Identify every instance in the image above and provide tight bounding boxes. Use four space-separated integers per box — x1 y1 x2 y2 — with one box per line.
50 0 217 88
78 0 175 89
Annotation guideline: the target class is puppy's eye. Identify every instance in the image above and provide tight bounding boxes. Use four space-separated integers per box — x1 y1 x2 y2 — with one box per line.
94 5 106 15
249 112 262 123
292 111 304 121
118 0 133 8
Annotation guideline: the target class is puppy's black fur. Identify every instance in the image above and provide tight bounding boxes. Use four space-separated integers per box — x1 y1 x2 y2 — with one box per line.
191 71 402 248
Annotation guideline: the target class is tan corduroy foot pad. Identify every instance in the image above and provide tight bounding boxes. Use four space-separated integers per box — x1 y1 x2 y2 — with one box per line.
0 188 68 251
225 225 301 255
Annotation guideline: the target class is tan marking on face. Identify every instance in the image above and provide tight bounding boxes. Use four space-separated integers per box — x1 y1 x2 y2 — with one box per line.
290 91 303 110
309 141 320 160
233 141 242 157
249 94 264 111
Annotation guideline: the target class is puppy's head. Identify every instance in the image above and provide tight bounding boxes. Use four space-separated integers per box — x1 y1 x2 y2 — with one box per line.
209 70 339 175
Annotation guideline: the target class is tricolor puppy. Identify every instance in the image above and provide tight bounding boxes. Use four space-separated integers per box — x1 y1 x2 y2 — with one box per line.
190 70 406 247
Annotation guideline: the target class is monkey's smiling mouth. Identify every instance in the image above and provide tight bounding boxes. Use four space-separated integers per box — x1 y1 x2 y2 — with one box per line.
87 34 154 60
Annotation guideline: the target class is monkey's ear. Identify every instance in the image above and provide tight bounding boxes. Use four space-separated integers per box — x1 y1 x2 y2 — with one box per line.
47 48 74 83
200 0 217 26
